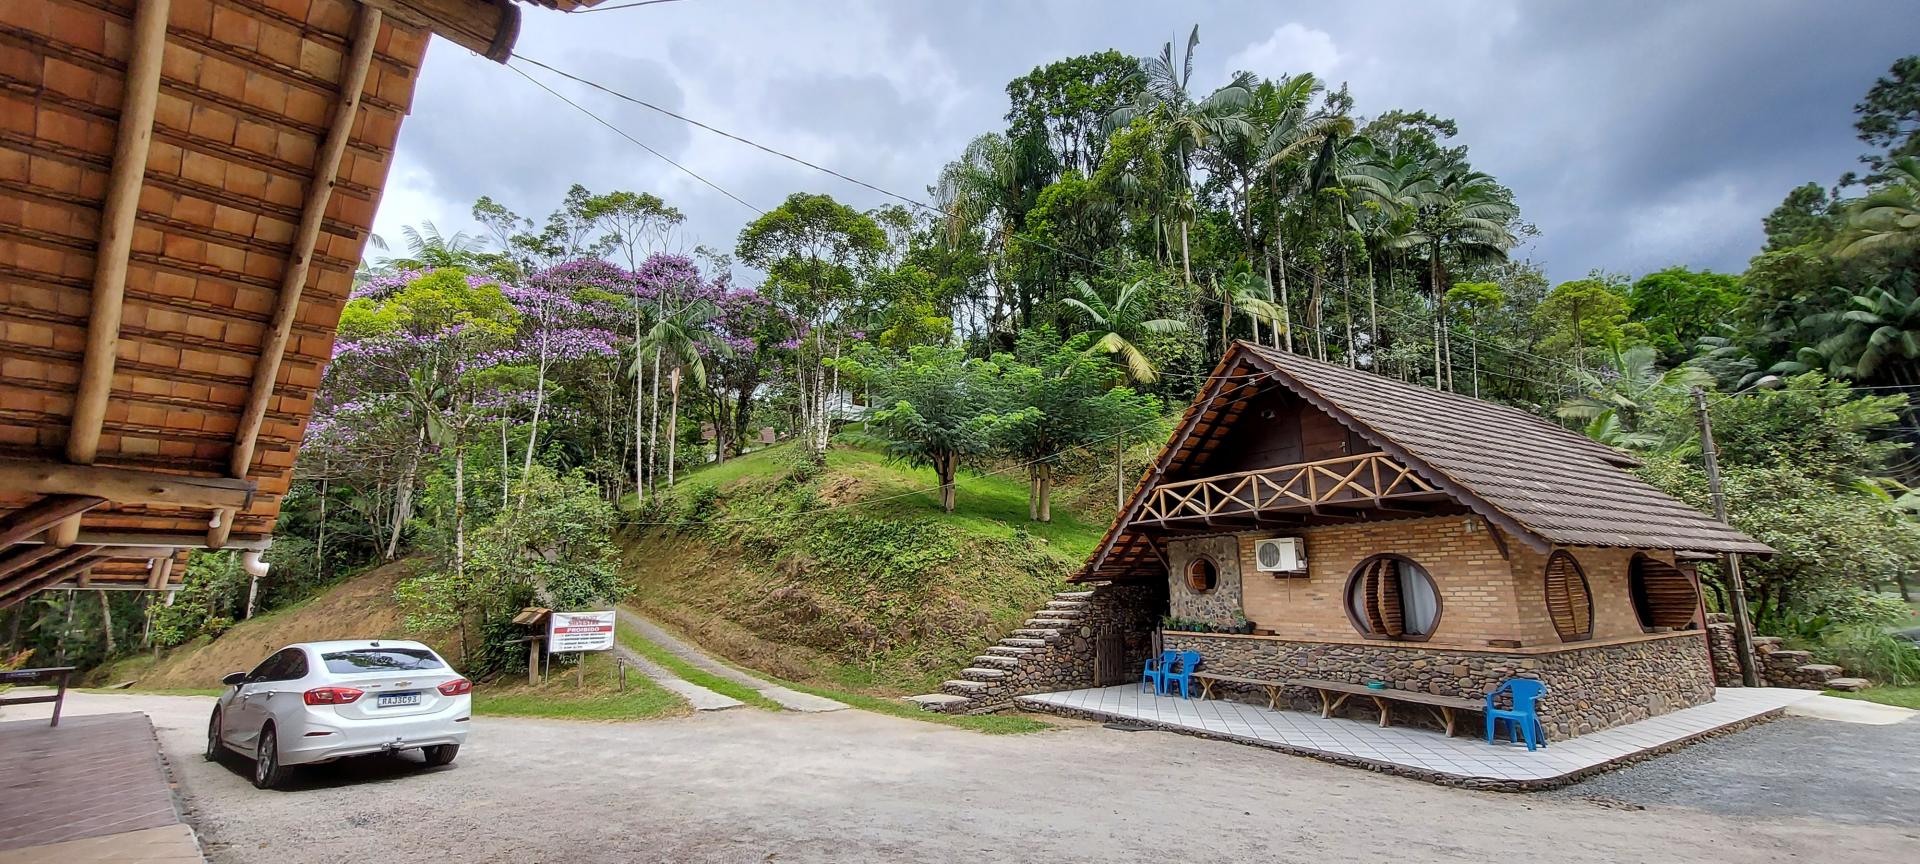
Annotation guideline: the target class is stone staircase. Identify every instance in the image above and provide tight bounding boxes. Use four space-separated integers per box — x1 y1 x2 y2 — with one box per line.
1707 613 1868 691
905 590 1097 714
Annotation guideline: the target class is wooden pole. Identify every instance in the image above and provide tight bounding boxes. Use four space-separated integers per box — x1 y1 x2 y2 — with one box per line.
58 0 171 547
1693 387 1759 687
217 4 383 547
528 637 540 685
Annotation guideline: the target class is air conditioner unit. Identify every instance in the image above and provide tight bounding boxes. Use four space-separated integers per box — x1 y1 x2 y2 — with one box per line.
1253 537 1306 574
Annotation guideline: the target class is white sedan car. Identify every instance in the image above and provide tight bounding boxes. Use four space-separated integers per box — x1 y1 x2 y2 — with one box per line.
206 640 471 789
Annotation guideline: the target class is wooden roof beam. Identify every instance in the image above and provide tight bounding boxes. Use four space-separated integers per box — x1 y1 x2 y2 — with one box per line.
55 0 172 548
0 462 253 511
215 4 382 549
359 0 520 63
0 495 107 548
0 547 102 610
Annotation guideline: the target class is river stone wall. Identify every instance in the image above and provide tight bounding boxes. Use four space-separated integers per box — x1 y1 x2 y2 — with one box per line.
1163 630 1716 740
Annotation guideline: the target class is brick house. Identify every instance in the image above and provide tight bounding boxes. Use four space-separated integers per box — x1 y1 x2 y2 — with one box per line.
1038 342 1770 740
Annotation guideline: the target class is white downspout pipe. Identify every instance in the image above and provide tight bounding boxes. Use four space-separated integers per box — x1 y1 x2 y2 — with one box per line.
242 550 269 619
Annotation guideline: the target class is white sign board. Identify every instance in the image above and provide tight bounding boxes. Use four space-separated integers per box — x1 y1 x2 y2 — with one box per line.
547 610 616 654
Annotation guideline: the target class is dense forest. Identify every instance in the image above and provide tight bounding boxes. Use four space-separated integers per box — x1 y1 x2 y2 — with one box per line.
11 38 1918 689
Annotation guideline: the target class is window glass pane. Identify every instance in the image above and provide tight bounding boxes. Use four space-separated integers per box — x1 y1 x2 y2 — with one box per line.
1397 561 1439 635
246 654 277 680
321 648 445 675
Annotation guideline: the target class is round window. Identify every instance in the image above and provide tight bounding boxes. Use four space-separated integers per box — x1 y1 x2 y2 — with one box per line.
1343 554 1441 640
1629 554 1699 631
1185 557 1219 593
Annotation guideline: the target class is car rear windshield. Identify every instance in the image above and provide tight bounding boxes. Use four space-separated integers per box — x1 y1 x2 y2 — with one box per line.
320 648 444 675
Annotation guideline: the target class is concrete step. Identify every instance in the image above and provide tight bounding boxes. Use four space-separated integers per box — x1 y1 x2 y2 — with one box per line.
941 679 989 695
1795 663 1844 677
1054 590 1095 601
1823 677 1870 692
961 667 1009 680
1044 600 1089 611
1026 618 1080 629
1001 637 1048 648
972 655 1020 669
1010 628 1060 638
904 693 973 711
985 645 1035 656
1031 607 1084 619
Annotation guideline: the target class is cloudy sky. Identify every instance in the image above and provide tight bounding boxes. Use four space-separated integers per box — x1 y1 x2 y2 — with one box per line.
371 0 1918 284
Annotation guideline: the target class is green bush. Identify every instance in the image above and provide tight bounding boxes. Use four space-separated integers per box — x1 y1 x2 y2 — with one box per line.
1820 624 1920 686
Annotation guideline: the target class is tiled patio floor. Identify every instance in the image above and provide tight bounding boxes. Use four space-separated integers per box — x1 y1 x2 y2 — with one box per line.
1018 685 1815 788
0 710 203 862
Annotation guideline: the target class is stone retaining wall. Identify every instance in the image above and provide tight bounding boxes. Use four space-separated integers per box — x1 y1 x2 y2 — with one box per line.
1704 615 1865 691
993 584 1161 699
1163 630 1716 740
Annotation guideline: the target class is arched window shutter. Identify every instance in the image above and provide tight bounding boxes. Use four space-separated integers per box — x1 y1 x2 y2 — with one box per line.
1544 551 1593 642
1371 558 1405 637
1630 555 1698 630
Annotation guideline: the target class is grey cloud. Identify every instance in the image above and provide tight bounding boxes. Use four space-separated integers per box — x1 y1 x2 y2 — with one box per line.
373 1 1920 286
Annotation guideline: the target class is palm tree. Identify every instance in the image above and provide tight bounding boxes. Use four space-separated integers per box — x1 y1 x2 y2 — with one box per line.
639 298 725 489
1107 25 1251 285
1557 342 1712 445
1062 276 1191 383
1794 280 1920 380
1223 267 1284 349
1395 157 1518 390
380 221 489 271
934 132 1055 339
1246 75 1348 355
1835 156 1920 259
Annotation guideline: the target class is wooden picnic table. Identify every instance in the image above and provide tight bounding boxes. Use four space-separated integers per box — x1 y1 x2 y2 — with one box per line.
1287 678 1483 737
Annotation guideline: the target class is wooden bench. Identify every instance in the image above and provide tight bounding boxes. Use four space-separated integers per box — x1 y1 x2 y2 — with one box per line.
1287 678 1483 737
0 666 75 727
1190 672 1288 708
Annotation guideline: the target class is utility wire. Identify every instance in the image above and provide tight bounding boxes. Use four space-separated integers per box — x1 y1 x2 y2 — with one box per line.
505 63 762 214
571 0 691 12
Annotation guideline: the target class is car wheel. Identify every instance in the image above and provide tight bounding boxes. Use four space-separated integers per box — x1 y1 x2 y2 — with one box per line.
204 709 222 762
252 725 287 790
423 744 459 767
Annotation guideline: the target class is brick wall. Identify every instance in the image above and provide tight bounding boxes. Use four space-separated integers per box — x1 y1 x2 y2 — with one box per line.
1508 544 1684 643
1236 516 1525 647
1165 629 1716 740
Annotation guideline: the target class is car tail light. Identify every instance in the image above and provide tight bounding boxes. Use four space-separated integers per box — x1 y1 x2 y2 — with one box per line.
303 687 364 705
437 678 472 696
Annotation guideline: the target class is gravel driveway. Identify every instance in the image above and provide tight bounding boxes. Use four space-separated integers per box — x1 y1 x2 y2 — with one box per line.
27 692 1920 863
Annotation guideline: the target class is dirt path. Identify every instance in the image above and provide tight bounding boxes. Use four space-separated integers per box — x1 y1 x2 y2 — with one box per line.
614 607 844 712
13 692 1914 864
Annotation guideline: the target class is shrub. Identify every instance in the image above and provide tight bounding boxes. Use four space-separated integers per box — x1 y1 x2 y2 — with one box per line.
1820 624 1920 686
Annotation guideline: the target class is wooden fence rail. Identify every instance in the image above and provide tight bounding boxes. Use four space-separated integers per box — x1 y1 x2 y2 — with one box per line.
1135 452 1439 525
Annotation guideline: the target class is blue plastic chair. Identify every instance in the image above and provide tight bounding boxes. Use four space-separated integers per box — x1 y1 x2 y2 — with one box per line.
1161 651 1202 699
1484 678 1549 751
1141 650 1176 694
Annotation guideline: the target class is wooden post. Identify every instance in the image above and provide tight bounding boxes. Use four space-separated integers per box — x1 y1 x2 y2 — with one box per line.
617 659 626 692
527 636 541 685
575 654 583 690
1693 387 1759 687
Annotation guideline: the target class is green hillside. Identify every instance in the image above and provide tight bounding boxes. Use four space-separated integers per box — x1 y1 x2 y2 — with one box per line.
619 441 1113 694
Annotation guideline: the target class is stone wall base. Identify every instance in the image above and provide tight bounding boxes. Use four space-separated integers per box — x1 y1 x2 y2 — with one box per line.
1163 631 1717 740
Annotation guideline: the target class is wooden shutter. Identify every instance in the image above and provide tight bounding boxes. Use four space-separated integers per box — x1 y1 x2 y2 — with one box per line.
1369 558 1405 637
1544 552 1592 641
1631 556 1698 630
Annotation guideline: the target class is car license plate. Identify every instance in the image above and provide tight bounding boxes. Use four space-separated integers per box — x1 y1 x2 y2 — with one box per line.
378 692 420 708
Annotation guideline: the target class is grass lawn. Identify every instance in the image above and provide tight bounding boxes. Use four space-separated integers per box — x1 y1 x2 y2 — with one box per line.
613 623 783 711
671 440 1109 560
1829 685 1920 710
471 652 686 721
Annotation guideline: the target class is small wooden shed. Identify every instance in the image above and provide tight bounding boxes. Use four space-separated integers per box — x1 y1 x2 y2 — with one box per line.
0 0 602 605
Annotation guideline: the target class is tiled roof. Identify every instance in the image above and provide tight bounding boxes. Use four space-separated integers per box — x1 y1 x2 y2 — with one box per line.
1239 345 1770 555
1075 343 1769 583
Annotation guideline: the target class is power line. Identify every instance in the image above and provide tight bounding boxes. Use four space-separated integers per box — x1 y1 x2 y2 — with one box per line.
505 62 763 214
571 0 691 12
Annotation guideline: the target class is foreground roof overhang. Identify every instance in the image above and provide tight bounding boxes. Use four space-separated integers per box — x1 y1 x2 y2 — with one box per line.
0 0 597 603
